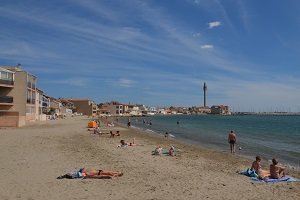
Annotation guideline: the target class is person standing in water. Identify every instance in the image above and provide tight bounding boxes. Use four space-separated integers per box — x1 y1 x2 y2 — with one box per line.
127 118 131 127
228 130 237 154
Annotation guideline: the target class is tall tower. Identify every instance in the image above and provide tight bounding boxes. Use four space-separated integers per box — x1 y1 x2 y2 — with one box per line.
203 82 207 107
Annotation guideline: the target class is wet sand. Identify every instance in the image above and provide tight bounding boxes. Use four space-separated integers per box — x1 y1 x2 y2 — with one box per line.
0 116 299 200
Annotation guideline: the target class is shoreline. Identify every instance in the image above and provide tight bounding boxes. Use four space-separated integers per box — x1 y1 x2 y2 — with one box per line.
113 117 300 172
113 118 300 176
0 116 299 200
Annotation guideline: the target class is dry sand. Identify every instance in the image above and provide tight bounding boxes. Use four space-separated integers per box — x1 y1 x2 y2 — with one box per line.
0 116 299 200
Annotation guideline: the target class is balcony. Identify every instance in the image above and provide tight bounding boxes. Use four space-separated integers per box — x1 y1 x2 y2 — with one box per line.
0 79 14 87
0 96 13 104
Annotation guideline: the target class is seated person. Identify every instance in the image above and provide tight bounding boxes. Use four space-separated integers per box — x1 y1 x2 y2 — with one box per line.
154 146 163 155
93 127 102 135
110 131 120 138
270 158 285 179
169 146 176 156
250 156 262 174
249 156 270 178
116 131 120 136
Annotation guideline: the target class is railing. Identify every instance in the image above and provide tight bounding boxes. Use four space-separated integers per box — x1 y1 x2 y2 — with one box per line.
0 79 14 86
0 96 13 103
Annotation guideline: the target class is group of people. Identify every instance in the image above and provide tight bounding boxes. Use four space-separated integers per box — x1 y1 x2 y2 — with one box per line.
250 156 286 179
228 130 286 179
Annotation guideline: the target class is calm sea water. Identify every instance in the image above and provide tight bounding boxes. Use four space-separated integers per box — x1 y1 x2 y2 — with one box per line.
118 115 300 169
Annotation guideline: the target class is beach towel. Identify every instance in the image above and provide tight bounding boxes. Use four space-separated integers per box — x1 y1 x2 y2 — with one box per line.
57 168 84 179
251 176 300 183
151 149 176 156
240 169 258 178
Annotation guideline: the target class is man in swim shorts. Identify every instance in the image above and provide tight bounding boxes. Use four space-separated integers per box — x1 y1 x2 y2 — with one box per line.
228 130 236 154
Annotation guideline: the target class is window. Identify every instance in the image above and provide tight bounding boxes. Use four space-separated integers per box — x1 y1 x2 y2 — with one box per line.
27 90 31 104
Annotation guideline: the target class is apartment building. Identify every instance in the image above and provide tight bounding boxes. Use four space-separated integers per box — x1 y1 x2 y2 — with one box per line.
211 105 231 115
0 66 37 127
67 99 97 116
101 101 123 116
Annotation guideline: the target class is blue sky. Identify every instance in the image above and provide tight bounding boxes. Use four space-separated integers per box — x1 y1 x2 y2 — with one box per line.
1 0 300 112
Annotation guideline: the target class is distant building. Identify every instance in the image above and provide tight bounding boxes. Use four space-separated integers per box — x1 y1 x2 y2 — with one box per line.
211 105 231 115
0 66 39 127
101 101 123 116
67 99 97 116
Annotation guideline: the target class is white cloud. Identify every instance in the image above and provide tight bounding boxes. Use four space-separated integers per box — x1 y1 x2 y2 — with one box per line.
201 44 214 49
208 21 221 29
119 78 134 88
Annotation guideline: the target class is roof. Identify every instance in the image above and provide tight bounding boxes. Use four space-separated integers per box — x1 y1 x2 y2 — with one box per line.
0 66 37 78
0 66 15 73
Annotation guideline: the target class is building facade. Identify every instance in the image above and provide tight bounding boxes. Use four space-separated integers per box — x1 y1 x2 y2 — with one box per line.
67 99 97 116
0 66 38 127
210 105 231 115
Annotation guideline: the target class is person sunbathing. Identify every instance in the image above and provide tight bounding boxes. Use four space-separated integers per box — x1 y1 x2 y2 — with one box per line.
57 168 123 179
118 138 143 147
270 158 286 179
82 168 123 179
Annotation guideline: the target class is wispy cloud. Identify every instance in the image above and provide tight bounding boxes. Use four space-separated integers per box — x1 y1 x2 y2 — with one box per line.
44 78 88 87
119 79 135 88
192 32 201 37
201 44 214 49
208 21 221 29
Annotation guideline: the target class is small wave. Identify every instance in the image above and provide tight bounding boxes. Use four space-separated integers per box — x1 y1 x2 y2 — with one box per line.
146 129 156 133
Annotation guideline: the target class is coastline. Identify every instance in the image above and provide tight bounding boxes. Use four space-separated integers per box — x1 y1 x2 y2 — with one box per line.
0 116 299 200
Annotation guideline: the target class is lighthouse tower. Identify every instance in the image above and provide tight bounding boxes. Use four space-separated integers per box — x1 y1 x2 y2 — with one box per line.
203 82 207 107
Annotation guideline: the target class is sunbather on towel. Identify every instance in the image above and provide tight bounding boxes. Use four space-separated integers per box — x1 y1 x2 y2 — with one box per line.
249 156 270 178
57 168 123 179
82 168 123 178
270 158 286 179
118 138 143 147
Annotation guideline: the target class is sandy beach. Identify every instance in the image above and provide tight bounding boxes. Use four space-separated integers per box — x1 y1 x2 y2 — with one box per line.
0 116 299 200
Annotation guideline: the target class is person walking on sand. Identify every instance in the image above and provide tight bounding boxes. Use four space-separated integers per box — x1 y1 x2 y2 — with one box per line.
228 130 236 154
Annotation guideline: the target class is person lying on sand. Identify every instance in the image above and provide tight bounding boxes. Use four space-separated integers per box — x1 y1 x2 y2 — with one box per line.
270 158 286 179
118 138 143 147
57 168 123 179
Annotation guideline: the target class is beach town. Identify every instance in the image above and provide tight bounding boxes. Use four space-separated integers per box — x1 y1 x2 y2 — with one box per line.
1 65 300 200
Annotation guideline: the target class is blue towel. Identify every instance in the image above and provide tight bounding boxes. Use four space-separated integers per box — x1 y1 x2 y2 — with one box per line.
240 169 258 177
251 176 299 183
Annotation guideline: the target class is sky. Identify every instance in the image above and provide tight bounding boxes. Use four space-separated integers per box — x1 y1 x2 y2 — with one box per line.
1 0 300 112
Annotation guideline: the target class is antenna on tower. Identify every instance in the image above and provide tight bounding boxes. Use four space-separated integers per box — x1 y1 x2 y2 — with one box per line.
203 81 207 107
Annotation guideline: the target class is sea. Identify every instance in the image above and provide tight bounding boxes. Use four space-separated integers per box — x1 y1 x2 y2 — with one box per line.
117 115 300 170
